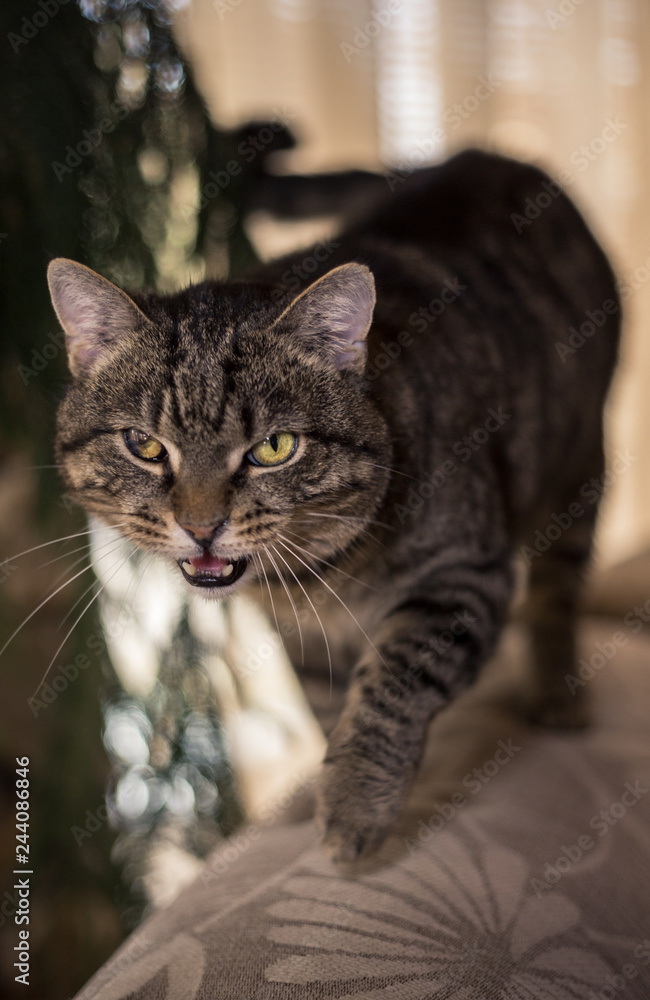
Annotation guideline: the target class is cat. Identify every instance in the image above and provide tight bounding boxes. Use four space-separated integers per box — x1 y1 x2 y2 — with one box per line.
47 148 620 862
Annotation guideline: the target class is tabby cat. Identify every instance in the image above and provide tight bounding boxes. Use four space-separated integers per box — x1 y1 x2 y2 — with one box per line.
48 149 620 862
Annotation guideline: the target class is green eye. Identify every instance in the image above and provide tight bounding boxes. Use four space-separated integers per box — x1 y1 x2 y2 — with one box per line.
248 432 297 467
124 428 168 462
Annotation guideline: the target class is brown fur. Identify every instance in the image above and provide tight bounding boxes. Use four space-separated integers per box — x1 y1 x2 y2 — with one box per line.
49 150 620 860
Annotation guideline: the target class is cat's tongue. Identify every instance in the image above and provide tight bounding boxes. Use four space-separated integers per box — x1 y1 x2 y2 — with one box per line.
189 554 230 574
178 552 248 588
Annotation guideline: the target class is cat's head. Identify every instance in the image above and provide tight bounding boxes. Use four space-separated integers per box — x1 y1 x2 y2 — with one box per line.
48 259 391 596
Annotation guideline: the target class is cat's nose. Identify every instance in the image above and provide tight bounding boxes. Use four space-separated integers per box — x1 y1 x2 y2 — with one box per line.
179 519 227 548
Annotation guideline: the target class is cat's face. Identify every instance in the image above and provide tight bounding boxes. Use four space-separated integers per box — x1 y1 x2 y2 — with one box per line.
49 259 390 597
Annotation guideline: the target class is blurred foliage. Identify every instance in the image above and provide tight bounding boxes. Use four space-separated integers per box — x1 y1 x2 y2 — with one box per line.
0 0 274 995
77 0 262 290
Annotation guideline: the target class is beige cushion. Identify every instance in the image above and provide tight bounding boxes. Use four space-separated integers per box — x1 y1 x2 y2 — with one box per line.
74 618 650 999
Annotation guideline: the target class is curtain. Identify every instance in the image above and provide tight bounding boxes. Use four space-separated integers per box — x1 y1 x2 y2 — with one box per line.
175 0 650 567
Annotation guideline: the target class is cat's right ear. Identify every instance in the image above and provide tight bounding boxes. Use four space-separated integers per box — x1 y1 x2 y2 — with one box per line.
273 263 376 373
47 258 147 377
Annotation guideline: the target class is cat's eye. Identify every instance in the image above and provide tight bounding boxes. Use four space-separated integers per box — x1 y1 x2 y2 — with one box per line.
248 432 297 467
124 428 168 463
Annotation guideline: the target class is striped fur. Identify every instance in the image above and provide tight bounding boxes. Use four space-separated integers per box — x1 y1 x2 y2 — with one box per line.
51 150 620 861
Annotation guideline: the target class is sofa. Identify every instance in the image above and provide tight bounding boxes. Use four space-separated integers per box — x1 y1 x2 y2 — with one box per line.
73 561 650 1000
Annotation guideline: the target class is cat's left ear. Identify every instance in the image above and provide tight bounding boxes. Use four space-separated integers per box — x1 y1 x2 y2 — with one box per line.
275 263 376 373
47 258 148 376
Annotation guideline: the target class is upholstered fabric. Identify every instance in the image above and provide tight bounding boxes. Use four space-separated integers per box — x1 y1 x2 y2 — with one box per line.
74 617 650 999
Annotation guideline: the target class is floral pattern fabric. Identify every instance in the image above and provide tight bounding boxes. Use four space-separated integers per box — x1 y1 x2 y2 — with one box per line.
73 621 650 1000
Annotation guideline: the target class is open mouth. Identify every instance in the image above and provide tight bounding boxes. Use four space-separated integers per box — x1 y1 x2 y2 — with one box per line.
177 553 249 589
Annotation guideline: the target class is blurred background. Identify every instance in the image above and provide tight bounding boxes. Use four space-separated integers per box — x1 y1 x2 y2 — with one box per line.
0 0 648 996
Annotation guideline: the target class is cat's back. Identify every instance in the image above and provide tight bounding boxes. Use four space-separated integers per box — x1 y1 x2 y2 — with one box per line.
357 148 619 384
339 149 620 517
351 148 603 259
256 150 620 503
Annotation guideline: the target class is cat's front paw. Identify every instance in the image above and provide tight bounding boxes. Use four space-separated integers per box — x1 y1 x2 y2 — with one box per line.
315 751 411 863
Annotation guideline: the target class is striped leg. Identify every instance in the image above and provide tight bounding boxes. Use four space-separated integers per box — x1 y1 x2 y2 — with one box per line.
316 553 512 861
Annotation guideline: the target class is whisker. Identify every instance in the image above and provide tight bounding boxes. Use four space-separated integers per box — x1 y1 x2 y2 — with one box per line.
262 544 304 666
59 576 102 630
23 464 65 471
49 533 125 589
305 511 396 534
255 367 278 403
30 549 132 700
362 461 421 483
50 549 96 589
1 523 128 568
0 559 104 660
253 552 281 638
57 540 126 628
268 543 332 695
279 530 375 590
251 552 267 602
122 550 153 626
275 538 394 679
40 541 94 569
299 514 377 545
297 516 384 549
256 365 296 408
99 545 152 644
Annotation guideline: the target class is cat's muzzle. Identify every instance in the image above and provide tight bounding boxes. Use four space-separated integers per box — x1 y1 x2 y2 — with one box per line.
178 554 249 589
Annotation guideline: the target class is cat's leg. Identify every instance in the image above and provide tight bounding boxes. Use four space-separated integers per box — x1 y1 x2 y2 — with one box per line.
521 506 597 728
316 552 513 861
